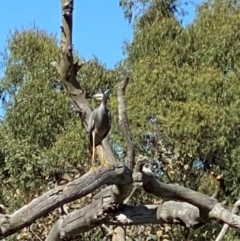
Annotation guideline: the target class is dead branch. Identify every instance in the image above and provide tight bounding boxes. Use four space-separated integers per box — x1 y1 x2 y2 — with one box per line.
215 199 240 241
136 157 217 210
45 200 211 240
0 165 132 239
211 172 224 199
117 75 135 172
116 75 135 239
137 156 240 228
48 2 130 241
46 176 133 240
51 0 116 164
44 157 240 240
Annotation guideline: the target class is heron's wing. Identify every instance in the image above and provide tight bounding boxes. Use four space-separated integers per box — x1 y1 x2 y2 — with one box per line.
102 109 111 141
87 112 95 146
107 110 111 133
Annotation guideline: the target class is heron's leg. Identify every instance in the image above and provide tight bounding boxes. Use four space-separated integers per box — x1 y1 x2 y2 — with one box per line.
100 144 112 166
100 145 104 163
90 132 96 170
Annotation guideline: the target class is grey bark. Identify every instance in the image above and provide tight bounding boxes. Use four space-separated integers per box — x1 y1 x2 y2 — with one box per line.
215 199 240 241
117 75 135 172
0 165 131 238
1 158 240 240
44 158 240 240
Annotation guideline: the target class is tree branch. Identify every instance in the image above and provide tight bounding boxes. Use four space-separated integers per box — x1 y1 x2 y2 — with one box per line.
137 157 217 210
117 75 135 172
215 199 240 241
44 158 240 240
136 157 240 228
50 0 116 164
44 200 212 240
0 165 132 239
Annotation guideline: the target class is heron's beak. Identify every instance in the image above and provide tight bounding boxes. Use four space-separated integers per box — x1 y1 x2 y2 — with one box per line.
92 93 104 101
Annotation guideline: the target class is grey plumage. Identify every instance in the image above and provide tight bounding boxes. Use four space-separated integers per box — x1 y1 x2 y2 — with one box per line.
87 93 111 167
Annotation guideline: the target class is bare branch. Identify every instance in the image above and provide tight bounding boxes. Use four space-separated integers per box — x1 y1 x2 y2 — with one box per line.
44 158 240 240
211 172 224 199
215 199 240 241
45 201 205 240
136 157 217 209
117 75 135 172
50 0 116 164
135 157 240 229
0 165 132 239
116 75 135 240
124 164 143 204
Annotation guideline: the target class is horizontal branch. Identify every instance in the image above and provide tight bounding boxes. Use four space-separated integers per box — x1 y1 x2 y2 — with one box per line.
136 157 240 228
0 164 132 238
46 201 205 240
45 156 240 240
136 157 217 210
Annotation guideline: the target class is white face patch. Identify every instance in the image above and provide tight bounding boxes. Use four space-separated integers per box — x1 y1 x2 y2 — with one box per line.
92 93 104 101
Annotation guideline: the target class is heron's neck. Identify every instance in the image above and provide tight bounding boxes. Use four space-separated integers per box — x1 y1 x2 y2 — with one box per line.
100 97 107 108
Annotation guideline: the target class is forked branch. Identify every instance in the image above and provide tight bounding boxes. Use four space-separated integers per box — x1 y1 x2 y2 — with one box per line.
50 0 115 163
46 201 203 240
46 158 240 240
136 157 240 228
0 165 131 239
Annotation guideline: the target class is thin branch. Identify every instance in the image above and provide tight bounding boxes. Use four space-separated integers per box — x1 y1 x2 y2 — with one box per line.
124 163 144 204
117 75 135 172
212 173 224 199
215 199 240 241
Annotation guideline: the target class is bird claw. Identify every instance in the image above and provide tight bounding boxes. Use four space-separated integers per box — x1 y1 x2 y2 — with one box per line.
89 166 97 171
100 160 112 166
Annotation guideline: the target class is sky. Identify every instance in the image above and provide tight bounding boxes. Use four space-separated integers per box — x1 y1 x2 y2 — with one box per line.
0 0 203 117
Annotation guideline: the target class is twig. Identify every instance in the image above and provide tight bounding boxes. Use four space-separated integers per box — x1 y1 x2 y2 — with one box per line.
215 198 240 241
212 173 224 199
29 225 43 241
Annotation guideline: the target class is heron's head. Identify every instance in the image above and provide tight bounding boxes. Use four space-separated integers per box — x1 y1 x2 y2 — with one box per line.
92 89 110 101
86 88 110 103
91 93 105 101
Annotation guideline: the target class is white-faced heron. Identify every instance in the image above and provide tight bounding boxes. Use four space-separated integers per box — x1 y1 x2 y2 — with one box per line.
87 92 111 168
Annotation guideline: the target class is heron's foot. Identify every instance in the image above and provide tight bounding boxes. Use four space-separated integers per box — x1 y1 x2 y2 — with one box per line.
89 165 97 171
100 160 112 166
